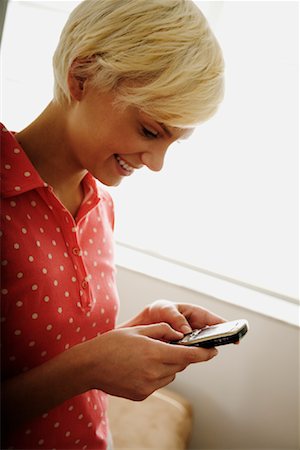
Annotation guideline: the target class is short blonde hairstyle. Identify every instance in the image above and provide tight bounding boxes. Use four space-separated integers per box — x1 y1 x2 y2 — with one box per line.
53 0 224 127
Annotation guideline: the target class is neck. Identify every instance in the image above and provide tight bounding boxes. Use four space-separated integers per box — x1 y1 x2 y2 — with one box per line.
15 101 86 216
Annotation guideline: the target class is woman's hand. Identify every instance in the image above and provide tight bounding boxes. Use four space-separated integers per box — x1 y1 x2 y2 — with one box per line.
80 323 218 401
121 299 225 335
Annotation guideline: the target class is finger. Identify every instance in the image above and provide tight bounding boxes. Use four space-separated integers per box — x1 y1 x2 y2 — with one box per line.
160 342 219 365
177 304 226 330
161 304 192 335
138 323 183 342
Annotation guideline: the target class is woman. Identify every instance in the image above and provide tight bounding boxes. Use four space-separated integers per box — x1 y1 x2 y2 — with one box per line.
1 0 224 448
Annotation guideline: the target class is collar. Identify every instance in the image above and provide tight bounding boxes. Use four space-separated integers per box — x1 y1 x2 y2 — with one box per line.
1 124 46 198
0 124 103 209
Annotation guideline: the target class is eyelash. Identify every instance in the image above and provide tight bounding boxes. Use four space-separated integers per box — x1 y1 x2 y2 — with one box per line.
142 127 159 139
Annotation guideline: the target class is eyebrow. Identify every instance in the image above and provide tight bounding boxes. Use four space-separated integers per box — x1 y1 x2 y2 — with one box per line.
159 123 173 138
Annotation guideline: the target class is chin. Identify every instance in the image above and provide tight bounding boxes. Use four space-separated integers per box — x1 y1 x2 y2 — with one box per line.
97 176 122 187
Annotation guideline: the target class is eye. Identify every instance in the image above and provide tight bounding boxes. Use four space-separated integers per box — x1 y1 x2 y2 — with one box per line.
142 126 159 139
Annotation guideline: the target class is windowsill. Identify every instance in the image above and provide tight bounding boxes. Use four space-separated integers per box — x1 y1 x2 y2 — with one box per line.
115 243 299 328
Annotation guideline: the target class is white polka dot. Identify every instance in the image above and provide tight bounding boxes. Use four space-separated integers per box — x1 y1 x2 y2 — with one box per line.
52 240 57 246
41 351 47 357
105 294 110 300
14 147 20 154
64 291 70 297
17 272 23 279
93 261 98 267
65 343 70 350
81 336 86 342
29 256 34 262
97 250 101 255
42 268 48 274
1 260 8 266
93 227 97 233
100 308 105 315
53 280 58 286
40 227 44 233
1 289 8 295
5 164 11 169
46 324 52 331
48 253 53 260
56 334 62 340
97 285 101 290
24 171 31 177
14 243 20 250
14 330 21 336
44 296 50 302
75 439 80 445
71 277 76 282
44 214 49 220
31 201 37 207
31 285 38 291
92 322 97 328
56 227 61 233
14 186 21 191
65 431 71 437
16 301 23 307
26 214 31 220
42 413 48 419
89 239 94 244
101 272 104 278
64 252 68 258
54 422 60 428
87 422 92 428
93 404 98 410
6 215 11 221
59 265 64 271
22 227 27 234
105 318 110 324
38 439 44 445
76 327 81 333
68 405 74 411
36 241 41 247
102 237 106 244
57 307 63 314
78 414 83 420
10 201 16 207
29 341 35 347
32 313 38 319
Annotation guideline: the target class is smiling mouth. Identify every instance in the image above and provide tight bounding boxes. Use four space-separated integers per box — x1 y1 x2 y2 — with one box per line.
114 154 135 175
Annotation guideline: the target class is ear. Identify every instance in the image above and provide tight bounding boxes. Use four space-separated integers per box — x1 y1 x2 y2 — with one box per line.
67 69 86 101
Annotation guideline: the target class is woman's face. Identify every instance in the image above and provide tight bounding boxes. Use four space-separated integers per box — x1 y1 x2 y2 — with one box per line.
65 82 191 186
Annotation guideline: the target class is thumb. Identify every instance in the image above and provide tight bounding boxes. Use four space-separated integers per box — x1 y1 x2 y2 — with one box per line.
139 323 184 342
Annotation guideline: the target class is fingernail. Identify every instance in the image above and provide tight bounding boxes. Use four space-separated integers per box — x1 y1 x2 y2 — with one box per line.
181 325 192 334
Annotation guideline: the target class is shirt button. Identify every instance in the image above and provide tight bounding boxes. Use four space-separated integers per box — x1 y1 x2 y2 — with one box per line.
81 280 88 289
72 247 80 256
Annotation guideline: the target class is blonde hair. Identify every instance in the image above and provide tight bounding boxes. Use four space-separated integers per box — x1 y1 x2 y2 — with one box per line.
53 0 224 127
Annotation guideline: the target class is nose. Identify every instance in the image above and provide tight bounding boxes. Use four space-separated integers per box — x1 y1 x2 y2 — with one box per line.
141 147 168 172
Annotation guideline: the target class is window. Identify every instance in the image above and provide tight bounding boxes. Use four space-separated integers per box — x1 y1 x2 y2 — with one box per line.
1 1 298 302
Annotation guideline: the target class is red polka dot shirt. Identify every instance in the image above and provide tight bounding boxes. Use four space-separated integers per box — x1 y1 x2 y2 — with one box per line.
1 124 120 449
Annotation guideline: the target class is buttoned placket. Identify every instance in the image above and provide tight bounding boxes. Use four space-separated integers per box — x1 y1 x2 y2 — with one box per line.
39 185 100 312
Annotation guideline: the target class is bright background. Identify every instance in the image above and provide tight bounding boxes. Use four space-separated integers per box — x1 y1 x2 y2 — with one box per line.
1 1 298 301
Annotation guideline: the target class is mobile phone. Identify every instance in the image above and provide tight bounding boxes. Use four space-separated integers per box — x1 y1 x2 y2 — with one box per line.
171 319 249 348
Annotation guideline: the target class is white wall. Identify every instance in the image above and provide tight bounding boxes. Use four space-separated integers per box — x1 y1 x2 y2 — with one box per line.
116 266 299 450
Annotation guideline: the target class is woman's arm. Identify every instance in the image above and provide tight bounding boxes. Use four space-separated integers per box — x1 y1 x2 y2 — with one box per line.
2 322 218 433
